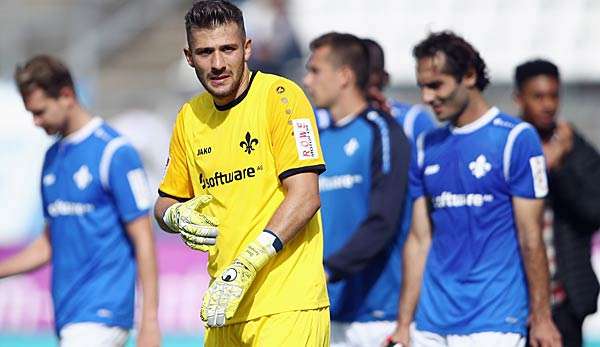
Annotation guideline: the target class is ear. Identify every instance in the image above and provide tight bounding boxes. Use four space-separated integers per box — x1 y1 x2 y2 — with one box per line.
338 65 354 89
184 47 194 68
244 38 252 62
58 86 76 106
463 67 477 88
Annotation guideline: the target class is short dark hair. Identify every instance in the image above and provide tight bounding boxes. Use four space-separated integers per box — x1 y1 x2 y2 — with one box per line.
14 55 75 99
185 0 245 42
413 31 490 91
309 32 370 90
514 59 560 90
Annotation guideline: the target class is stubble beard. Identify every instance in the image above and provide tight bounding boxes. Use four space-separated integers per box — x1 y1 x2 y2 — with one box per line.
196 63 246 101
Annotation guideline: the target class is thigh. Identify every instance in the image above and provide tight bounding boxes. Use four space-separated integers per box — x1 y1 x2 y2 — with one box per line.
250 307 330 347
60 322 129 347
449 331 524 347
411 325 448 347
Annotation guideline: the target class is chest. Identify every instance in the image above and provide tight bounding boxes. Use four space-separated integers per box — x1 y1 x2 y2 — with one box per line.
320 124 372 176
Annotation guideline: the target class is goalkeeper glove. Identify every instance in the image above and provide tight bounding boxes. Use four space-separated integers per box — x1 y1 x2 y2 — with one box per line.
163 195 219 251
200 230 283 327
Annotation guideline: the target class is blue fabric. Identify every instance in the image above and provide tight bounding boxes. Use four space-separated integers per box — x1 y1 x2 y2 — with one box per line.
409 109 546 335
318 107 409 322
41 121 149 333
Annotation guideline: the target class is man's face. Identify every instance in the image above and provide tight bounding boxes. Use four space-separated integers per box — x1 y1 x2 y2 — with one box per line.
416 54 471 123
516 75 559 133
24 88 69 135
184 22 251 103
303 46 343 109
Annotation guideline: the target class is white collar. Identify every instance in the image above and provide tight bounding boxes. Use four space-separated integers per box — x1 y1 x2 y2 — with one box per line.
334 112 358 127
61 117 103 144
450 107 499 134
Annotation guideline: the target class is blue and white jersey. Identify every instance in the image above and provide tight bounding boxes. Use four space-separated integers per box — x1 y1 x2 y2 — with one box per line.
389 100 435 143
40 118 151 333
317 107 410 322
410 107 548 335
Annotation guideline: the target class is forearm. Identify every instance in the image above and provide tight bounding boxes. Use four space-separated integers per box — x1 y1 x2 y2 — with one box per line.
397 232 430 326
127 217 159 322
520 235 552 319
0 228 51 278
265 173 320 243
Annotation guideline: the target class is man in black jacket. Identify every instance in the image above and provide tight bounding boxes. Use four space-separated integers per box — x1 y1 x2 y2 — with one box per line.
515 59 600 347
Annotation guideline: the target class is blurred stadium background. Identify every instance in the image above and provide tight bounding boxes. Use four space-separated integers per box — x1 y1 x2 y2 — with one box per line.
1 0 599 346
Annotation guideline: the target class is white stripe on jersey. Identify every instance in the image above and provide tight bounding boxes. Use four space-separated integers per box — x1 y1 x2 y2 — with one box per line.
127 169 151 210
503 122 532 181
100 137 128 189
403 104 423 141
416 132 426 169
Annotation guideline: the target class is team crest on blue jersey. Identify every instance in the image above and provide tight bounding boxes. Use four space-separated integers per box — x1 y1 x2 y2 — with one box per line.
469 155 491 178
343 137 359 156
73 165 93 190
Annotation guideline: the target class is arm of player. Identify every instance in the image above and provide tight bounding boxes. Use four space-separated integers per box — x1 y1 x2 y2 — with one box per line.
200 172 320 327
388 197 432 346
0 225 51 279
125 215 161 347
154 195 219 251
513 197 561 347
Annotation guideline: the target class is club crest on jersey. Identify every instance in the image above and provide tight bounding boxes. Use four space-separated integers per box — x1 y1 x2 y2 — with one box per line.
73 165 93 190
343 137 359 156
469 155 491 179
240 132 259 154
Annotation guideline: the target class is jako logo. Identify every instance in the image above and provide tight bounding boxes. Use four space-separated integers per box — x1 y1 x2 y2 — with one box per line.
200 167 257 189
432 191 494 208
197 147 212 155
48 200 94 217
319 175 363 192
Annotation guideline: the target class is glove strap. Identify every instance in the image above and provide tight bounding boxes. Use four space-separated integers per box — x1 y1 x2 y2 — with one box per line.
258 229 283 254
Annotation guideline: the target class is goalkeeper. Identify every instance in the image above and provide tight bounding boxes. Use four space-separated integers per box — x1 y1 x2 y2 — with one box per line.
153 1 329 346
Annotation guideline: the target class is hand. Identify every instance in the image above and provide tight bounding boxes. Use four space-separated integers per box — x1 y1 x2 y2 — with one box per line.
136 318 161 347
201 238 274 327
382 323 410 347
529 314 562 347
366 86 391 114
163 195 219 251
543 121 573 170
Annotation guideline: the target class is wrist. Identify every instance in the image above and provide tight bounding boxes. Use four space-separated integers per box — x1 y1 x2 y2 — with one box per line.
239 230 283 271
162 203 179 233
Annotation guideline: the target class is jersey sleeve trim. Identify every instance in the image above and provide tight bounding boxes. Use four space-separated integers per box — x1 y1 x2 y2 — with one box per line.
157 189 191 202
403 104 423 141
366 110 392 174
503 122 531 181
416 132 426 169
278 164 326 181
100 137 128 190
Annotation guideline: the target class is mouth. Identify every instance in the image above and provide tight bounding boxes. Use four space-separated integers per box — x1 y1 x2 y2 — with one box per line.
431 104 443 114
208 74 230 86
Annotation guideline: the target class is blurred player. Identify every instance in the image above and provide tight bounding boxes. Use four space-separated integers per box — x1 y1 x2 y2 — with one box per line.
304 32 410 346
515 59 600 347
0 55 160 347
153 1 329 346
388 31 561 347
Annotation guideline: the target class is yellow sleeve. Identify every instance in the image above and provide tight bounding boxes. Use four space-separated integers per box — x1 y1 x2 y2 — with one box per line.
158 106 194 200
268 79 326 180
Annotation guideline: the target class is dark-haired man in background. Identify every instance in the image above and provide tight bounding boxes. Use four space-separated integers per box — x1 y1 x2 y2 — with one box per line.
515 59 600 347
389 31 561 347
154 1 329 346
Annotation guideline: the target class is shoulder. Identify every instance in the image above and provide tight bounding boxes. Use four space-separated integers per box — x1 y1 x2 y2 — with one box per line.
255 71 306 97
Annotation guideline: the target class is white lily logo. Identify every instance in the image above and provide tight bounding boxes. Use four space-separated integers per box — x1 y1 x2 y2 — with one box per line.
469 155 491 179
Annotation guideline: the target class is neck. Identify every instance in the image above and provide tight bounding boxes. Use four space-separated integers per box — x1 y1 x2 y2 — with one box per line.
213 66 251 106
453 90 490 128
329 88 368 123
62 104 93 137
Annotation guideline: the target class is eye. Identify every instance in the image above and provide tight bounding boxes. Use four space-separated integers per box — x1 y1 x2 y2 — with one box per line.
221 268 237 282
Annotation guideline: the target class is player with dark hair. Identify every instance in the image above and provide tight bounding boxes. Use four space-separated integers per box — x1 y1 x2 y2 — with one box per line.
304 31 410 346
388 31 561 347
515 58 600 347
1 55 160 347
154 1 329 346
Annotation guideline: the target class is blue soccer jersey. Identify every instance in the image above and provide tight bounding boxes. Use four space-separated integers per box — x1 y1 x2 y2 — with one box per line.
317 107 410 322
40 118 151 332
389 100 435 143
410 107 548 335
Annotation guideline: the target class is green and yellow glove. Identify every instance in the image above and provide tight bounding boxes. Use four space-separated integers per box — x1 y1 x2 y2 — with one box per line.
163 195 219 251
201 230 283 327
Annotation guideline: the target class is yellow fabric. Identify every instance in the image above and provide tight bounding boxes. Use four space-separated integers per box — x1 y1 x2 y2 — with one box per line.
204 307 330 347
159 71 329 324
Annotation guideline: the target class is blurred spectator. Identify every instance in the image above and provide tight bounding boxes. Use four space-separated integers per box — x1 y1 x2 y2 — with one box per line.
515 59 600 347
304 32 410 346
0 55 160 347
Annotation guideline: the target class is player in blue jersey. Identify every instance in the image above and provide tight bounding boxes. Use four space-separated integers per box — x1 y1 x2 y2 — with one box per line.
388 32 561 347
304 32 410 346
0 55 160 347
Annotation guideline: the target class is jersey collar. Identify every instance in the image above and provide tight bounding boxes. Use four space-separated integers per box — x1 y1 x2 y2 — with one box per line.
214 70 257 111
450 106 499 135
61 117 103 145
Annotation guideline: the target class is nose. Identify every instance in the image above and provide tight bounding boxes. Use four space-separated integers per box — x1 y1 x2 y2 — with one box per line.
211 51 225 71
302 73 312 89
421 87 435 104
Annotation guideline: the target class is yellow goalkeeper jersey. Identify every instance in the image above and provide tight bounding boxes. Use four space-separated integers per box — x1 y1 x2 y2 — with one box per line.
159 71 329 324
